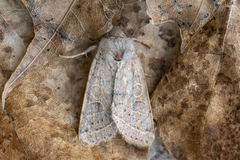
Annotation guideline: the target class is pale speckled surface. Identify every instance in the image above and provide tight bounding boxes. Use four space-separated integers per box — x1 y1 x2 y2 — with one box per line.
112 36 154 147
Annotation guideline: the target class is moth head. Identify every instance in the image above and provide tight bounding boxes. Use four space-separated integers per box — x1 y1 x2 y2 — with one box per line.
113 52 124 61
108 26 126 38
112 40 126 61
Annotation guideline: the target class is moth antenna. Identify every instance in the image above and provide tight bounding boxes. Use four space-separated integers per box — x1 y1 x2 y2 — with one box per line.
133 38 150 49
59 45 98 58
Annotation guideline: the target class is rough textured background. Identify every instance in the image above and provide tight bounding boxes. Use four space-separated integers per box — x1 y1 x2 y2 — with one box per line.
0 0 181 159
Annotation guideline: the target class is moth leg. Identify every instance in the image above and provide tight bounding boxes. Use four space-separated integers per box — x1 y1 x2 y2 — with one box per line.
59 45 97 58
132 38 150 49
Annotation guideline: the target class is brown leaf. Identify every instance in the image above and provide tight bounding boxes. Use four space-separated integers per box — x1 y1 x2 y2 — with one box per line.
0 0 34 159
146 0 225 52
149 0 240 159
2 0 123 110
0 111 29 159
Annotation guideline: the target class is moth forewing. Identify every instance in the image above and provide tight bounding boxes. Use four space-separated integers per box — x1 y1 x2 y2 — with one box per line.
112 39 155 148
79 38 119 147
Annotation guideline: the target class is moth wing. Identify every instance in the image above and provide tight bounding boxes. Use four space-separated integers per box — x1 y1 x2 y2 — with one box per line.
112 49 155 147
79 48 118 147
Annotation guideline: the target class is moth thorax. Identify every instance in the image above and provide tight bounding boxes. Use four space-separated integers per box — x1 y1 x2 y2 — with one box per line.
112 39 126 61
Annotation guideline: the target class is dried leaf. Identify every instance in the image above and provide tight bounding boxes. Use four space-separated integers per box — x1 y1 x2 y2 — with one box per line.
0 0 34 159
146 0 225 52
148 0 240 159
2 0 123 110
0 111 29 159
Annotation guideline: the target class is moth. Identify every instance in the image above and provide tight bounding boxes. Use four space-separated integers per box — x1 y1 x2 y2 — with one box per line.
62 27 155 147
